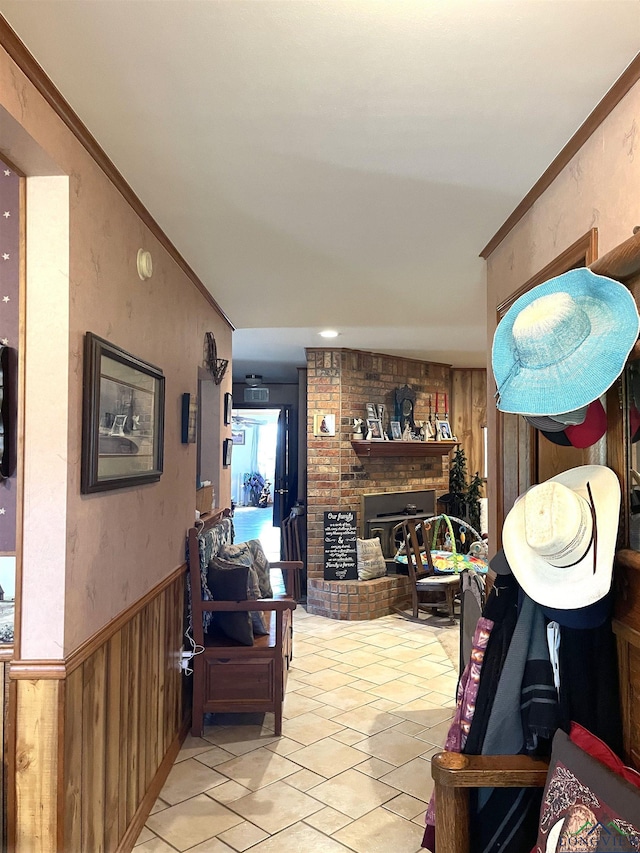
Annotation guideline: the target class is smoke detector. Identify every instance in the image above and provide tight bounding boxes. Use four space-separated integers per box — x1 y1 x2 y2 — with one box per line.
245 374 263 387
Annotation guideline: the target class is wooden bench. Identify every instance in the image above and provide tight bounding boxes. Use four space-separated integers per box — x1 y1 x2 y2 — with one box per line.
187 509 301 737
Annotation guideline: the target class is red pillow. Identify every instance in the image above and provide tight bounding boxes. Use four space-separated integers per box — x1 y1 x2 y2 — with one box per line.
569 721 640 790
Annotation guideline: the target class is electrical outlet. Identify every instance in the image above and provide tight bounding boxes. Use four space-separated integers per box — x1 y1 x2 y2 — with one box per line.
180 651 192 672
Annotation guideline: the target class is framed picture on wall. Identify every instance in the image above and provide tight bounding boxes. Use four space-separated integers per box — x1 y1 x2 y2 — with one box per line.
224 392 233 426
81 332 165 493
181 392 198 443
223 437 233 467
313 413 336 436
232 429 245 445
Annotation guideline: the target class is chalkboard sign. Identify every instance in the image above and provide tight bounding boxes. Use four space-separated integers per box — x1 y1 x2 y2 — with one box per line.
324 510 358 581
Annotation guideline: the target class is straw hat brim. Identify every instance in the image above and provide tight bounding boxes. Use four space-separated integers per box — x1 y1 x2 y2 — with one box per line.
492 269 639 416
502 465 619 610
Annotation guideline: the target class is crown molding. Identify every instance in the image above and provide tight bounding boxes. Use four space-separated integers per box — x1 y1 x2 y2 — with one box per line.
0 16 234 330
481 52 640 260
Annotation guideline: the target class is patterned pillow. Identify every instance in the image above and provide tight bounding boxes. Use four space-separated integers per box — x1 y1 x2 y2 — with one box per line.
247 566 268 636
535 728 640 853
357 537 387 581
219 539 273 599
194 517 234 632
206 562 253 646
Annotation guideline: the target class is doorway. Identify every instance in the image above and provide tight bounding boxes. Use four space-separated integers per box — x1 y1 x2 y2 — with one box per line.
231 406 295 560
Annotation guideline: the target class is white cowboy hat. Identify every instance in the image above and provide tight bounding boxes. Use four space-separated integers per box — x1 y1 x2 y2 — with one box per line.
502 465 620 610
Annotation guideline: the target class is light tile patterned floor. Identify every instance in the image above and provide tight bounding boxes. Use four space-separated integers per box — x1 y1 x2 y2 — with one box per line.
135 609 459 853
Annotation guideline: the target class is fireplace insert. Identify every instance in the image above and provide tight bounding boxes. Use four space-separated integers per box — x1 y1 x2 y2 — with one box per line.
361 489 436 561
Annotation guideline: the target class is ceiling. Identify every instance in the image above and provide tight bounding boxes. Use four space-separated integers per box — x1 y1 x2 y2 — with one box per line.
1 2 639 382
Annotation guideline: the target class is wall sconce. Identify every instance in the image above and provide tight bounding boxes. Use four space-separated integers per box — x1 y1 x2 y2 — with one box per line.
137 249 153 280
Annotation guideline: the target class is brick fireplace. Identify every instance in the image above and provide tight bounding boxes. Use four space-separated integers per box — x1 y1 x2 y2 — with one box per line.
305 347 453 619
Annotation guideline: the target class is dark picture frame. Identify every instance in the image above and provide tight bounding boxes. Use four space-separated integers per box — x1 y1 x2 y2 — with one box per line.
224 392 233 426
81 333 165 493
223 437 233 467
181 392 198 444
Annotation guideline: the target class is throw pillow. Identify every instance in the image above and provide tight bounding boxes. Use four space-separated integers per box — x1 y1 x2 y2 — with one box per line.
357 537 387 581
534 728 640 853
245 539 273 598
206 561 253 646
218 539 273 599
569 722 640 790
247 566 269 636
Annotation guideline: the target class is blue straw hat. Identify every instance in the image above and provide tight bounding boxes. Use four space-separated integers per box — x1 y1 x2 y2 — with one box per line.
492 268 639 415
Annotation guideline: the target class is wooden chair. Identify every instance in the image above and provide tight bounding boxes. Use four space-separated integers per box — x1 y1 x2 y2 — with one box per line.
392 517 461 621
281 512 303 601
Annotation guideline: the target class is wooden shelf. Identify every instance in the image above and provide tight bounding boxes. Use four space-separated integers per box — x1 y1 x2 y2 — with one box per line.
350 440 459 458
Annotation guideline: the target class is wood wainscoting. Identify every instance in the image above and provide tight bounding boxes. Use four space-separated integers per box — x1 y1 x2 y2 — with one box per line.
8 567 188 853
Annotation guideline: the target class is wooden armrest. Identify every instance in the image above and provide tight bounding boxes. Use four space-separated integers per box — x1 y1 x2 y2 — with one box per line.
201 599 296 612
271 561 303 572
432 751 549 788
432 752 549 853
271 561 303 599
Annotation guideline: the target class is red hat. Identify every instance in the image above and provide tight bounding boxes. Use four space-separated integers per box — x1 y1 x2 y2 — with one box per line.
564 399 607 448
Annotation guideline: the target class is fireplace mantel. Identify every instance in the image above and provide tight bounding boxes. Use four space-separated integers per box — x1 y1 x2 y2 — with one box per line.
350 440 458 458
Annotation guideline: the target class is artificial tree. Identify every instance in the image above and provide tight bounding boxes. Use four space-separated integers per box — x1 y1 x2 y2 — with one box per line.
466 471 484 534
447 447 469 519
442 448 484 551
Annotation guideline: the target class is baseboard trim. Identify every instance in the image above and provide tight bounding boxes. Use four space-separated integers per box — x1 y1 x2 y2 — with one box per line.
115 711 190 853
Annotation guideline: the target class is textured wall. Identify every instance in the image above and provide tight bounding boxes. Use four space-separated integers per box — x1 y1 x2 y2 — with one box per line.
0 44 232 656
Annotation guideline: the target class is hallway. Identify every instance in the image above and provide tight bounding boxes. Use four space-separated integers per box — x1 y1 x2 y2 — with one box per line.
134 610 457 853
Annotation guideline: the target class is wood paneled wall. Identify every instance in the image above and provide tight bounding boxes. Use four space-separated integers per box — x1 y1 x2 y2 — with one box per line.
451 369 487 483
10 569 187 853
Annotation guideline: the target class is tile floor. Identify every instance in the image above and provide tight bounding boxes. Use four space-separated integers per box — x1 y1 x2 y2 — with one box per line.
134 607 459 853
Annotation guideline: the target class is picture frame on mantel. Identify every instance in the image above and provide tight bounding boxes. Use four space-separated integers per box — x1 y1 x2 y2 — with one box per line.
437 419 454 441
81 332 165 493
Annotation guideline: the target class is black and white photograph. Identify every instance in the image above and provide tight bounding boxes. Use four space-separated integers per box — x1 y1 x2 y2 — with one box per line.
82 332 165 493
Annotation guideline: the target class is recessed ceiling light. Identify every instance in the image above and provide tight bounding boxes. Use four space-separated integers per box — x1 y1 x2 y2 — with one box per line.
319 329 339 338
